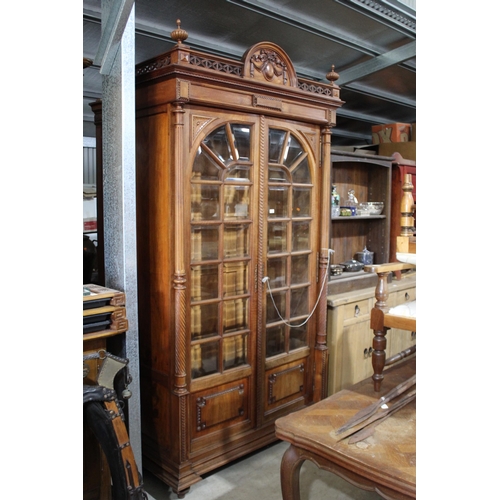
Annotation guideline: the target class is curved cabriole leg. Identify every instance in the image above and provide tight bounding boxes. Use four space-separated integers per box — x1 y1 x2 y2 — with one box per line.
281 444 305 500
372 327 388 392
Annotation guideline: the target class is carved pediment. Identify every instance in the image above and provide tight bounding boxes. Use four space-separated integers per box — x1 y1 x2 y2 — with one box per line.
242 42 297 87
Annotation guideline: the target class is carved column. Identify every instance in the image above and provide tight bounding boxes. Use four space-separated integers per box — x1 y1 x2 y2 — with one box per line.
313 124 333 402
172 101 189 462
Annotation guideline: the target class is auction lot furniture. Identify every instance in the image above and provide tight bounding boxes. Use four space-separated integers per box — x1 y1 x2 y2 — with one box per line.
93 22 344 497
275 357 416 500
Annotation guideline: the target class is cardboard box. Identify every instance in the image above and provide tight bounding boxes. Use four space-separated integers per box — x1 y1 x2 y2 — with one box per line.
372 123 411 144
377 141 416 161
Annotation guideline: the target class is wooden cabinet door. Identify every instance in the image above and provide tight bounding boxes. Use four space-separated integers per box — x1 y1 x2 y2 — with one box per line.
339 298 373 387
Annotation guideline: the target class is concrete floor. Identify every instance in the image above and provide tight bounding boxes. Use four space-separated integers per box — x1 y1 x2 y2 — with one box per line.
144 440 380 500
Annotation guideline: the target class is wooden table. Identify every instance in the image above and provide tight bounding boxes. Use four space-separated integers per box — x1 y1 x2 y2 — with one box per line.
275 358 416 500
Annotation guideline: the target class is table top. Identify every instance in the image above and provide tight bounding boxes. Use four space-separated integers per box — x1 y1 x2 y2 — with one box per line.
275 358 416 498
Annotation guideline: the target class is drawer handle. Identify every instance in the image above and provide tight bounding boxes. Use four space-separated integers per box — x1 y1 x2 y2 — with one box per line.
405 292 410 301
363 347 373 358
354 305 360 316
411 331 416 340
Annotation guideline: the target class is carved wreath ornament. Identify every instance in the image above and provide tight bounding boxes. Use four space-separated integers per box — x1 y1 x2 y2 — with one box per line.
250 49 288 83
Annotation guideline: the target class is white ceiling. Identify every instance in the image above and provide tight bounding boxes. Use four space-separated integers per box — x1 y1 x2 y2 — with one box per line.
83 0 416 146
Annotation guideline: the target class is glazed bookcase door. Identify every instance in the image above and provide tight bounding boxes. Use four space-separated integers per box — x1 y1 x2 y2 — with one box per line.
188 115 320 424
190 119 257 382
262 119 319 417
265 125 315 356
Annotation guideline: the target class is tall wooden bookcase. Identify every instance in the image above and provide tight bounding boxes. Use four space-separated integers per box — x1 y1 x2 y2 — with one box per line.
131 30 343 496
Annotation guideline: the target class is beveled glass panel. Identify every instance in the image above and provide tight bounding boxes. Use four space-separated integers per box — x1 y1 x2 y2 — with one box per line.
290 287 309 317
266 290 286 324
292 221 310 251
191 264 218 301
224 224 249 258
289 324 308 351
266 324 286 357
230 124 251 160
283 135 304 168
223 261 248 297
292 187 311 217
192 148 222 180
191 303 219 340
223 334 248 369
191 342 219 379
223 298 249 333
291 157 311 184
204 126 232 164
268 186 288 218
224 165 251 182
191 184 220 221
191 226 219 261
268 166 288 182
224 185 250 220
267 222 287 254
291 254 309 284
268 129 287 162
267 257 287 289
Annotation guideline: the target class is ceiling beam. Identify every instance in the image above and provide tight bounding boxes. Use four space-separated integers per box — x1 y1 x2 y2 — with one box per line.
336 41 416 86
334 0 415 36
336 108 393 125
331 129 371 141
93 0 135 75
343 82 415 108
226 0 381 56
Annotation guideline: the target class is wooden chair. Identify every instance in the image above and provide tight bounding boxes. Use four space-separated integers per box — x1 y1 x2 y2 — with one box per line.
364 173 416 391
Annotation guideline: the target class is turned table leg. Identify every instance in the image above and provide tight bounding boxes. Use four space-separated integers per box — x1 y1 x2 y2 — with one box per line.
280 444 305 500
371 271 391 392
372 326 388 392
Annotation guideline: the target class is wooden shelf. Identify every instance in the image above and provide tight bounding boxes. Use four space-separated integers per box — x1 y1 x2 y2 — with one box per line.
330 151 392 271
331 215 386 221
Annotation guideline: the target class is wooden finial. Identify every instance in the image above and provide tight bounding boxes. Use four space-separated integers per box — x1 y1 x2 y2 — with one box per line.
171 19 188 45
400 174 415 237
326 65 339 84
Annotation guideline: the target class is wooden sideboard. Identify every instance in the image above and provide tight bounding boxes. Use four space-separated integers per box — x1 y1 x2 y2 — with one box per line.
326 273 416 394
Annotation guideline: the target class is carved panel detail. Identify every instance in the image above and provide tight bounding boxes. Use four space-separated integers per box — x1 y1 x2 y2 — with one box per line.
252 95 283 111
136 55 171 76
268 363 305 405
250 49 288 85
195 384 246 432
191 115 217 145
302 132 316 152
176 79 190 101
189 55 242 76
242 42 297 87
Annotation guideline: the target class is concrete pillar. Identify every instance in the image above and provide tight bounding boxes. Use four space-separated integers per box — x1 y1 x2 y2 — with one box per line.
100 0 142 471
